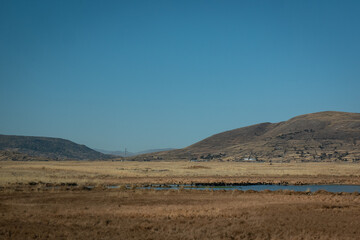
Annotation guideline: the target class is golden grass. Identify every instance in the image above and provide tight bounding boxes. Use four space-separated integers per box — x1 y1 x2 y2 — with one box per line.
1 160 360 239
1 161 360 186
1 190 360 239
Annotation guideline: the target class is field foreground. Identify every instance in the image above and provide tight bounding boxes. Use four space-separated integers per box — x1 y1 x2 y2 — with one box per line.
1 161 360 239
1 189 360 240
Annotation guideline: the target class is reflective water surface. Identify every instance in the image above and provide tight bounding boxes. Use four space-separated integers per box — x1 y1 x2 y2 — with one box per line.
137 184 360 193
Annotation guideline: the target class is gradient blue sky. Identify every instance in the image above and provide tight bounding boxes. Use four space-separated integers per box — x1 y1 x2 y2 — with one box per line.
1 0 359 152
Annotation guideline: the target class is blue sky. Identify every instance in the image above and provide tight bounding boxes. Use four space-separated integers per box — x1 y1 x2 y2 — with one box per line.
1 0 359 152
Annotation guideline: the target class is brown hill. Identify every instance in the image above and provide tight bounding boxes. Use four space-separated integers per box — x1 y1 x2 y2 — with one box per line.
130 111 360 162
0 135 115 160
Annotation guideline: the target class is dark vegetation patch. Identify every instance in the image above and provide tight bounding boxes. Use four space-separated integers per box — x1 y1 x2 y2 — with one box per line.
185 165 211 169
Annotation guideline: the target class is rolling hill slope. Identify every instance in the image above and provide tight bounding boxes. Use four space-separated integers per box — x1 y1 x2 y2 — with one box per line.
0 135 114 160
130 111 360 162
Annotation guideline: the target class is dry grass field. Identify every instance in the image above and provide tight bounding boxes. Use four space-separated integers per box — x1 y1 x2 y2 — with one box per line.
1 189 360 240
1 161 360 186
1 161 360 239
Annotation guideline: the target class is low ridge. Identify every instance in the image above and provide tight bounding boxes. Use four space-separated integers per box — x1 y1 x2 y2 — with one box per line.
130 111 360 162
0 135 114 160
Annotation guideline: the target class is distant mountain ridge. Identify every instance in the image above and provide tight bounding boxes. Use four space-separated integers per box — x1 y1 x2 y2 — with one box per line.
0 135 114 160
95 148 176 157
130 111 360 162
94 149 135 157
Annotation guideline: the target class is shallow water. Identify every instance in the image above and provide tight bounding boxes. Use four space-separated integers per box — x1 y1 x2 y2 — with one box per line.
136 184 360 193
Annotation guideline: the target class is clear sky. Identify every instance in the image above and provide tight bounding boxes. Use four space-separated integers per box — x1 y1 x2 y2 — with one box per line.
1 0 360 152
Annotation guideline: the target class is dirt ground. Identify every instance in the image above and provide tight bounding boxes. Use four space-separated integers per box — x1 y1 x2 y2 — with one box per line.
1 189 360 240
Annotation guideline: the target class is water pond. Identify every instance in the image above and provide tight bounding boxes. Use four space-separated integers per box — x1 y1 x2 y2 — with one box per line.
136 184 360 193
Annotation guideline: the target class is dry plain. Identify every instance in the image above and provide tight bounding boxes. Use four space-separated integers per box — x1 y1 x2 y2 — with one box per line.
1 161 360 186
1 161 360 239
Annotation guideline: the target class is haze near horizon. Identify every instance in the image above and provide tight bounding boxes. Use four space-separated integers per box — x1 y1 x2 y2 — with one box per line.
1 0 360 152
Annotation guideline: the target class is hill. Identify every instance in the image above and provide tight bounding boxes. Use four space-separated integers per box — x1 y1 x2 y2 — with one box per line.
136 148 177 155
94 149 135 157
95 148 176 157
0 135 114 160
130 111 360 162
